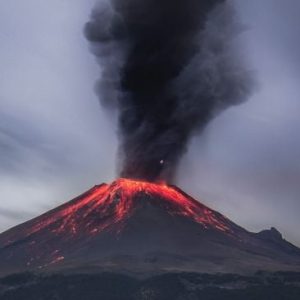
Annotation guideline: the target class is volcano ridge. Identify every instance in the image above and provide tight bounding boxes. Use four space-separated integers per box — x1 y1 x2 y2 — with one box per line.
0 178 300 276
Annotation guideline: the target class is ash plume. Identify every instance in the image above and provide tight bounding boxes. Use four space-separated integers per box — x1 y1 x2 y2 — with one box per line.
85 0 253 182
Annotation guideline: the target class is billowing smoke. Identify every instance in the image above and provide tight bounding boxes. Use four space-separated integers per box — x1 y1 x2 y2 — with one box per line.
85 0 253 182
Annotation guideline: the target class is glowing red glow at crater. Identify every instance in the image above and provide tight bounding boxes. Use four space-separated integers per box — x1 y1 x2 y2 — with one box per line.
2 178 233 254
18 178 232 239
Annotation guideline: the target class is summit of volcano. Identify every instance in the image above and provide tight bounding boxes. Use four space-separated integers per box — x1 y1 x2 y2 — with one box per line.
0 178 300 276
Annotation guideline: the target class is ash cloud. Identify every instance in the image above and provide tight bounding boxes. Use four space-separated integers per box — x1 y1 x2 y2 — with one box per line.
85 0 253 182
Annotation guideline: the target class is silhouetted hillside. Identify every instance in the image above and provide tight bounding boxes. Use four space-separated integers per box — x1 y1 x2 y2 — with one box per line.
1 271 300 300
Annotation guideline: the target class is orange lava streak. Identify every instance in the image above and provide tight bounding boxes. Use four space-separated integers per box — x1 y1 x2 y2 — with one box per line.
22 178 232 240
112 179 231 232
28 184 110 235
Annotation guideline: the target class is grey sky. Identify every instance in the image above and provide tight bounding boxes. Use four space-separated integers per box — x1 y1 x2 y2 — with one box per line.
0 1 299 246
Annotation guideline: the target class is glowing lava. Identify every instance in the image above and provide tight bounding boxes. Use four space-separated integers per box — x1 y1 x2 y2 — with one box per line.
2 178 300 275
16 178 232 241
1 178 234 257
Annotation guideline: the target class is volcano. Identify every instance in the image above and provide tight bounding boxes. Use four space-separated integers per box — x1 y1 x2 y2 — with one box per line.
1 178 300 276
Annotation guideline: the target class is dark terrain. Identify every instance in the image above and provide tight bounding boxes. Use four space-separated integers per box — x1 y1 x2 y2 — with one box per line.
1 179 300 299
1 271 300 300
1 179 300 276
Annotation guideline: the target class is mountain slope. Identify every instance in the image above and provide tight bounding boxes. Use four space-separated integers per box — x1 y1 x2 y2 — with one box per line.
0 178 300 276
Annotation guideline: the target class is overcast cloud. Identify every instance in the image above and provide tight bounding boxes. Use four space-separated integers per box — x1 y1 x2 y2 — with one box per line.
0 0 300 246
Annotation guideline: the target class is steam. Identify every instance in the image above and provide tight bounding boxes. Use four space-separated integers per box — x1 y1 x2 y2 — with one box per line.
85 0 253 182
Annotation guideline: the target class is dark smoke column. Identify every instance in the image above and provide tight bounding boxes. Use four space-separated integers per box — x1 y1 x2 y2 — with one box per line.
85 0 252 182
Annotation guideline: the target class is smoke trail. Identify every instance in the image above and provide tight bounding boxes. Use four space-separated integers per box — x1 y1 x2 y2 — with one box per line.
85 0 253 182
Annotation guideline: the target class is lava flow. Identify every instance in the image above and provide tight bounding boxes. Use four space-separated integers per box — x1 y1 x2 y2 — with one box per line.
2 178 300 276
7 179 231 245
